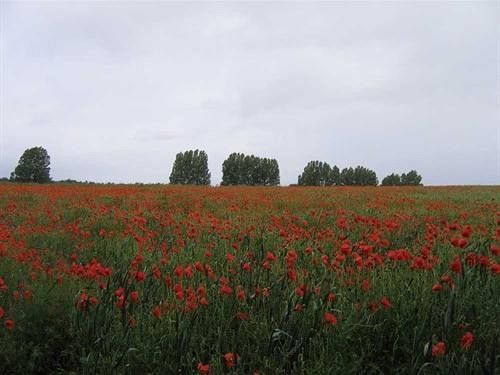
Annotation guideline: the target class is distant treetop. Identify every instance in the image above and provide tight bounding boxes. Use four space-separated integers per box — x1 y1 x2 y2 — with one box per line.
298 161 340 186
222 153 279 186
11 146 51 183
382 170 422 186
169 150 211 185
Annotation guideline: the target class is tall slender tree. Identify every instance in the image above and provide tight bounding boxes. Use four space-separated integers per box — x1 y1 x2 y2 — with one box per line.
381 173 402 186
169 150 210 185
221 153 279 186
298 161 336 186
401 170 422 186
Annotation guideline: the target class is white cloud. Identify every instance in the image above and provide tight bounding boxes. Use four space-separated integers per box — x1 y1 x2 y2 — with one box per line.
1 1 498 184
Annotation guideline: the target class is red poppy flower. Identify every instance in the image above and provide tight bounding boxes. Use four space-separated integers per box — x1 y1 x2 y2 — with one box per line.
130 291 139 303
134 271 146 282
323 312 337 325
265 252 276 262
152 306 162 319
262 288 270 298
431 341 446 357
295 286 305 298
197 362 210 375
461 226 472 238
432 283 442 292
236 287 246 301
174 266 184 278
491 263 500 274
4 319 15 331
380 296 392 309
361 279 371 292
450 258 462 274
194 261 203 271
457 238 468 248
327 292 336 303
460 331 473 351
220 284 232 296
223 352 236 369
236 311 248 320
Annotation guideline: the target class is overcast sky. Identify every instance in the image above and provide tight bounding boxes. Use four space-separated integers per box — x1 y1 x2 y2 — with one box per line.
0 1 498 185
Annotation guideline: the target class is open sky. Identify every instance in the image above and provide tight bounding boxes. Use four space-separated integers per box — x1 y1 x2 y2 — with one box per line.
0 1 498 185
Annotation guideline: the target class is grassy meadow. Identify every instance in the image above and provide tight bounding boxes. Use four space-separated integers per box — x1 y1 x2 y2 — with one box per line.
0 184 498 374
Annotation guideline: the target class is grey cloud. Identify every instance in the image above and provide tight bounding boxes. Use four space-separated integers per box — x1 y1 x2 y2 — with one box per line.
1 1 498 185
134 127 177 142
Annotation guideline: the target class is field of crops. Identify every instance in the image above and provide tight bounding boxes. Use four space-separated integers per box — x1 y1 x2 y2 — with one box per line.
0 184 498 374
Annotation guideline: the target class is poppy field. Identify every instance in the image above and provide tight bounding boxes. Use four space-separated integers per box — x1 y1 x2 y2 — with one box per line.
0 184 498 374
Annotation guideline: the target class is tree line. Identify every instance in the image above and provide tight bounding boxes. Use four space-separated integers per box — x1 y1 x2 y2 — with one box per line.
298 162 379 186
297 160 421 186
381 171 422 186
6 146 423 186
221 153 279 186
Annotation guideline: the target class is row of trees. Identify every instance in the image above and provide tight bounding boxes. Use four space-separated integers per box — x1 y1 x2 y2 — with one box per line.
7 147 422 186
297 160 422 186
168 151 280 186
298 162 379 186
221 153 280 186
381 171 422 186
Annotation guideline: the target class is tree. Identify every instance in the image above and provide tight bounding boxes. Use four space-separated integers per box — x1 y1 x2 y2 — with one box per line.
340 166 377 186
169 150 210 185
381 173 401 186
352 166 378 186
11 146 51 183
340 167 354 185
221 153 244 185
401 170 422 186
221 153 279 186
298 161 339 186
330 165 340 186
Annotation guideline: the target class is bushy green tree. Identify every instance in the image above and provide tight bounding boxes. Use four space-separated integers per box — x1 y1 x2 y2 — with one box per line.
221 153 279 186
353 166 378 186
381 173 401 186
221 153 244 185
340 166 377 186
298 161 340 186
340 167 355 185
169 150 210 185
401 170 422 186
260 157 280 186
11 146 51 183
331 165 340 186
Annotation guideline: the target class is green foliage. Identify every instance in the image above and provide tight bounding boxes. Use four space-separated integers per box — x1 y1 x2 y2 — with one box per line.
11 146 51 183
169 150 211 185
401 170 423 186
382 173 402 186
340 167 355 185
382 170 423 186
221 153 280 186
0 259 79 374
340 165 378 186
298 161 340 186
1 185 497 374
